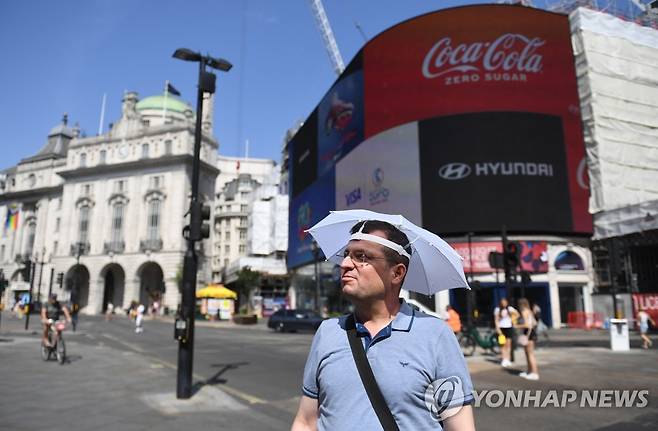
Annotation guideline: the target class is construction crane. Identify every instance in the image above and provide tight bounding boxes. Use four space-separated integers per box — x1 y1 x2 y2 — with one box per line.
308 0 345 76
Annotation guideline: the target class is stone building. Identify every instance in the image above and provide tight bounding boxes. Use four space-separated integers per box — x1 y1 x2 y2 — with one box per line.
0 90 218 314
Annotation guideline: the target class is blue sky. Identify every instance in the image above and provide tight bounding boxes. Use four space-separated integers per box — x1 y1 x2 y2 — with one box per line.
3 0 642 169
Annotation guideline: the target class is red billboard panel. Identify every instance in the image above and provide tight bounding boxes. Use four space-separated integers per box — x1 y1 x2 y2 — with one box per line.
451 240 548 273
364 5 591 235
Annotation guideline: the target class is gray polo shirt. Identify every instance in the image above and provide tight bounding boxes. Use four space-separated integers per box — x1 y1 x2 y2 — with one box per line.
302 300 474 430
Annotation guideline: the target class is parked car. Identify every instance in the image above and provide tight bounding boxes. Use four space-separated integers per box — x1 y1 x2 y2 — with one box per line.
268 309 324 333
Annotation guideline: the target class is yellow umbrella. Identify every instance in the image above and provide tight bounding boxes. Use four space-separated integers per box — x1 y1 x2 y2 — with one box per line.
196 284 237 299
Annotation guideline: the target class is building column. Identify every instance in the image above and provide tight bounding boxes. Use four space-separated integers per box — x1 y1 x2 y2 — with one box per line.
435 290 450 315
163 277 180 313
85 275 103 315
123 277 140 309
548 276 561 329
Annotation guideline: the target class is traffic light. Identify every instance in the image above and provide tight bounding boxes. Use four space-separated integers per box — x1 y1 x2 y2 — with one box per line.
56 272 64 288
503 241 521 283
504 241 521 270
188 201 211 241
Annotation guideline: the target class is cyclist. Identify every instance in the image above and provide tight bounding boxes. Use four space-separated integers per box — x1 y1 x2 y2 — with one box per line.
41 294 72 347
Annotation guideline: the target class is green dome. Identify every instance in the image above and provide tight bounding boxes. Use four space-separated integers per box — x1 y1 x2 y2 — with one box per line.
136 94 191 113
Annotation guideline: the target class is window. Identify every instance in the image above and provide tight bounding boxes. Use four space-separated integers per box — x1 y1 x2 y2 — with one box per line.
57 198 62 210
239 244 245 253
223 231 229 240
240 204 248 212
223 258 229 267
55 217 60 233
80 153 87 167
142 119 150 127
114 180 125 193
99 150 106 164
149 176 162 189
82 184 92 196
141 143 149 158
79 206 90 244
224 245 230 253
111 202 124 244
240 218 247 227
0 245 4 262
240 192 250 199
239 231 246 240
165 140 172 155
53 241 58 255
28 174 36 187
147 200 161 240
25 222 36 257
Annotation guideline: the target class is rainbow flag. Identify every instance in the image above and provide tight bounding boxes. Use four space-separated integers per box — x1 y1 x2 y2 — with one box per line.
5 205 19 231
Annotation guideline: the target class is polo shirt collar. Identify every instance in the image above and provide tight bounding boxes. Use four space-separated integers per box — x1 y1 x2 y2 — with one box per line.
391 299 415 332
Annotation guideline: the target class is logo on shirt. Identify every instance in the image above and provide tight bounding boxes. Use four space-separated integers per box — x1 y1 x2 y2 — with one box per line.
425 376 465 421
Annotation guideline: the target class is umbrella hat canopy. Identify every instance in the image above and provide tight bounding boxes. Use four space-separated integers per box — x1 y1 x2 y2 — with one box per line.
306 209 469 295
196 284 238 299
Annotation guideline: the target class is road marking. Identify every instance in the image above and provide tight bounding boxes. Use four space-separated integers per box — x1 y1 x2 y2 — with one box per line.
98 332 268 405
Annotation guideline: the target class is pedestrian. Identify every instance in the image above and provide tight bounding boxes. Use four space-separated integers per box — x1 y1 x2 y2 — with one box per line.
152 299 160 319
637 306 655 349
292 219 475 430
445 304 462 334
532 302 549 342
105 302 114 321
494 297 519 368
515 298 539 380
135 303 145 334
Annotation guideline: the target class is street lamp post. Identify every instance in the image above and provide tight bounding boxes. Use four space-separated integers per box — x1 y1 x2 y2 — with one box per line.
24 259 35 330
173 48 231 400
311 240 321 313
35 248 46 305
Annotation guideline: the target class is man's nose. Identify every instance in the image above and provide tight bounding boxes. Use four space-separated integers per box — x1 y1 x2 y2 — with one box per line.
340 255 355 270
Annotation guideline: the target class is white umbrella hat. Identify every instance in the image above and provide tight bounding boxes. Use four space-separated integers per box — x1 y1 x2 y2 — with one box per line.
306 209 469 295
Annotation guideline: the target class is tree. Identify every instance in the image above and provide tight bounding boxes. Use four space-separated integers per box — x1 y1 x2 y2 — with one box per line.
234 266 261 314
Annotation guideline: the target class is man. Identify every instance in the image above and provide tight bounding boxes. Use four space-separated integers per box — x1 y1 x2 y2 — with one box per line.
41 294 72 347
292 220 475 430
445 305 462 334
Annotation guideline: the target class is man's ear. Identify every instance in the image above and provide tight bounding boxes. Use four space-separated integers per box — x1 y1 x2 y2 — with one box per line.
391 263 407 285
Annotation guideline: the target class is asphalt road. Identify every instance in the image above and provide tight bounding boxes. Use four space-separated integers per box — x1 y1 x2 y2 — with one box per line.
1 312 658 431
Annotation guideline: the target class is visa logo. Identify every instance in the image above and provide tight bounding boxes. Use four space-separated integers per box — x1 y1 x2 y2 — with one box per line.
345 187 361 206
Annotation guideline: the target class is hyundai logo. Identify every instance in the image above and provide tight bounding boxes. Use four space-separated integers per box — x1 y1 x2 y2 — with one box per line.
438 163 471 180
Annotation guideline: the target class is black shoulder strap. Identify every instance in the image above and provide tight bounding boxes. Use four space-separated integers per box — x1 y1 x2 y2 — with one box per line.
345 314 400 431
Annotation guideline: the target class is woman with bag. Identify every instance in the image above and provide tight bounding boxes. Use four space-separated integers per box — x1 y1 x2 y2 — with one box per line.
516 298 539 380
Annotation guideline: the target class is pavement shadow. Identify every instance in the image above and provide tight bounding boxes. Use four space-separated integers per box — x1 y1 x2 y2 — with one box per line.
64 354 83 364
191 361 250 396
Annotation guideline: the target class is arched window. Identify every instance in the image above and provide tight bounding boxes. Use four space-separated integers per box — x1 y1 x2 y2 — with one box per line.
141 143 149 158
147 199 161 241
555 251 585 271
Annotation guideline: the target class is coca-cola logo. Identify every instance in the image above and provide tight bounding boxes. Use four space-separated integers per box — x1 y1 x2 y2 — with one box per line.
422 33 544 79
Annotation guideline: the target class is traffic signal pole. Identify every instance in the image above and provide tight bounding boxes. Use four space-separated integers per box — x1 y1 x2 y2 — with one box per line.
176 59 206 400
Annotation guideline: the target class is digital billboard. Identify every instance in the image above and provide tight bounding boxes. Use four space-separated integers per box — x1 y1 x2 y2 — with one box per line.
335 122 421 224
288 170 336 269
288 4 592 269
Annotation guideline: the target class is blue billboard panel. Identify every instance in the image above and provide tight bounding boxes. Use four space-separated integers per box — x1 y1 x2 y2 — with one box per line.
317 70 364 177
287 169 336 269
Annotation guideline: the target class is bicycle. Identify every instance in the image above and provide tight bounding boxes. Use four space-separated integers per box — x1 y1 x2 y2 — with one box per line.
41 319 67 364
458 325 500 357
